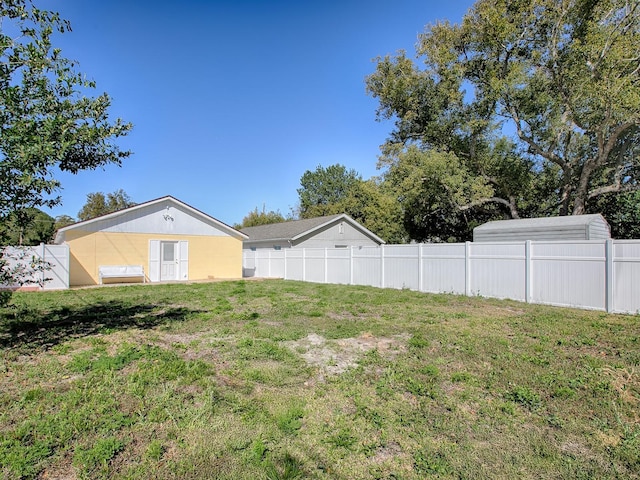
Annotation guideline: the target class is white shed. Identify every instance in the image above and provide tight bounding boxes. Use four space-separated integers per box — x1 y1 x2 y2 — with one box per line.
473 214 611 242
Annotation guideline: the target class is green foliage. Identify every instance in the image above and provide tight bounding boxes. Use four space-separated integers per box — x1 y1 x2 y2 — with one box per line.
263 453 304 480
145 440 164 461
297 164 407 243
236 205 287 229
297 164 361 218
53 214 76 231
0 208 55 245
77 189 135 221
0 1 131 216
0 0 131 290
588 190 640 239
74 437 124 473
367 0 640 239
413 450 451 475
505 386 543 411
275 401 305 435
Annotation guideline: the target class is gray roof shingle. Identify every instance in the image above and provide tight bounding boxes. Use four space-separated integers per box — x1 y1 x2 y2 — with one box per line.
240 214 344 242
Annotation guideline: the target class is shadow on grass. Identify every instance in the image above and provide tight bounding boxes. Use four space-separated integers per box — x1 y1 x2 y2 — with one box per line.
0 300 200 353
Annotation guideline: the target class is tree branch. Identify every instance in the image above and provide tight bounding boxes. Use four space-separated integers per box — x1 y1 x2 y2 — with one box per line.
458 196 519 218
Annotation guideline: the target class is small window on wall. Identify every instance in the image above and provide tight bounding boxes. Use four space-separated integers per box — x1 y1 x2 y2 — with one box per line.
335 245 347 248
250 247 257 251
274 245 281 250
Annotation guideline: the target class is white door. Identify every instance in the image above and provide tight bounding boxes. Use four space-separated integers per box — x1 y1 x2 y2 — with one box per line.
160 241 178 281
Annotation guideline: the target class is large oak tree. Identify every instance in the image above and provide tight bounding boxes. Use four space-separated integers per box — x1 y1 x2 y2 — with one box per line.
368 0 639 239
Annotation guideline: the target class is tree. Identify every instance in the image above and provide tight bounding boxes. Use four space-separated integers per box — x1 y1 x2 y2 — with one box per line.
235 206 287 229
382 147 498 242
338 178 407 244
0 208 55 245
588 190 640 239
0 0 131 296
297 164 362 218
367 0 640 235
77 190 135 221
297 164 407 243
53 214 75 231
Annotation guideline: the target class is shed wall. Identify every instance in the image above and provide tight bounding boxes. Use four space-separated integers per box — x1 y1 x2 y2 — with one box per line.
474 217 611 242
587 220 610 240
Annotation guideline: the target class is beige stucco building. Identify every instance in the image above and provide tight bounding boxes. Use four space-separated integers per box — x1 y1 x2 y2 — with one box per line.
54 196 247 287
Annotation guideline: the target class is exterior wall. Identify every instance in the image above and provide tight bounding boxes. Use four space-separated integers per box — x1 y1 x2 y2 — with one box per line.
65 230 242 286
474 216 611 242
474 227 586 242
587 220 610 240
295 222 378 248
72 199 231 237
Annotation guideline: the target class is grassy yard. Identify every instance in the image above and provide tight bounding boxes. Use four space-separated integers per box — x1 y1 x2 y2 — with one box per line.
0 279 638 479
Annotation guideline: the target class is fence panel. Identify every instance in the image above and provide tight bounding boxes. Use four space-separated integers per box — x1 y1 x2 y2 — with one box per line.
285 249 304 281
612 241 640 314
327 248 351 285
469 243 526 301
530 241 606 310
304 248 327 283
1 244 69 290
42 245 69 290
352 246 382 287
242 240 640 314
242 250 256 277
420 243 466 295
383 245 420 290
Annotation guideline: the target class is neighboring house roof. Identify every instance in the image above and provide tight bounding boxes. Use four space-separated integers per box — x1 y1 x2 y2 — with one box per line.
54 195 248 243
240 214 385 245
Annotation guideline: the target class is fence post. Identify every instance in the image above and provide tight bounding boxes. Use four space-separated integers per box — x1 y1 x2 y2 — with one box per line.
284 249 288 280
304 249 309 282
525 240 532 303
418 243 424 292
605 239 614 313
349 246 354 285
40 243 46 288
324 248 328 284
380 245 385 288
465 242 471 296
266 250 270 278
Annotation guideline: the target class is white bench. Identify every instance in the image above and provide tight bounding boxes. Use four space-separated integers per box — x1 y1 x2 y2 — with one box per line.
98 265 145 285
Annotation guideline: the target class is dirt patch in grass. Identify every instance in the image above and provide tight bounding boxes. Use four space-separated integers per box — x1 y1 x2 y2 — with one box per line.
39 454 76 480
285 332 409 376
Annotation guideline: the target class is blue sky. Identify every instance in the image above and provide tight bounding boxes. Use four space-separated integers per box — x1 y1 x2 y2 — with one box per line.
45 0 474 226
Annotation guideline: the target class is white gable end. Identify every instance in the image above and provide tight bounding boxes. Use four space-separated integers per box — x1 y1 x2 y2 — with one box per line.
78 201 229 237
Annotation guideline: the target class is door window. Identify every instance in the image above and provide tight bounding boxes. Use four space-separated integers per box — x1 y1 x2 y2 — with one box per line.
163 242 175 262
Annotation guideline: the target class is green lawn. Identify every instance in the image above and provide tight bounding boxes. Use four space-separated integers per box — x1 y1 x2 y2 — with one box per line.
1 279 638 479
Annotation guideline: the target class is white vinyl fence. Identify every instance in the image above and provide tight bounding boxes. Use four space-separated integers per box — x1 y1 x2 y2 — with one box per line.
243 240 640 314
1 244 70 290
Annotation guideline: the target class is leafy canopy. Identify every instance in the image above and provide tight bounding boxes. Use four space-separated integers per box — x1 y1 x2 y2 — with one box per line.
235 206 287 229
296 164 407 243
0 0 131 295
77 190 135 221
367 0 640 239
0 208 54 245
